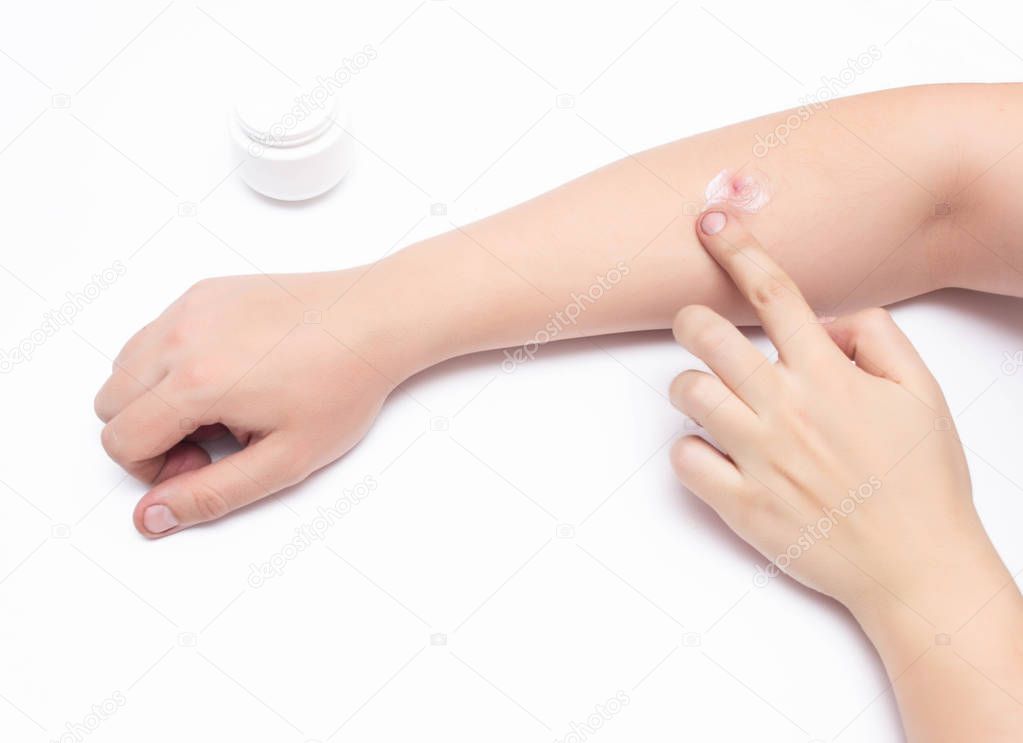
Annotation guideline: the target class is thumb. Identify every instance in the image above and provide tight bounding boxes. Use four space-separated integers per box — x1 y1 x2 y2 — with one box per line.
823 308 942 402
133 435 305 538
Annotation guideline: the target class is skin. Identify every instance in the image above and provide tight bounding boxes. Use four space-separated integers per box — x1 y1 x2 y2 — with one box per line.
93 82 1023 536
672 207 1023 742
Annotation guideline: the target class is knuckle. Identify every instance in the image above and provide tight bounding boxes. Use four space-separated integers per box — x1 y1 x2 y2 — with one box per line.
189 484 232 522
722 236 760 264
117 323 153 360
171 360 213 392
691 324 729 356
187 278 214 297
163 324 189 350
175 279 212 311
750 277 789 309
858 307 893 333
733 233 759 250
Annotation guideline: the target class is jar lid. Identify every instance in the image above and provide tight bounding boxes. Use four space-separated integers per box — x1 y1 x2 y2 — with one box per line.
233 78 339 148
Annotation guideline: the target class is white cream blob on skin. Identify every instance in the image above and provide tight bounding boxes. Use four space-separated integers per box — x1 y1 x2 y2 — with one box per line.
704 168 771 213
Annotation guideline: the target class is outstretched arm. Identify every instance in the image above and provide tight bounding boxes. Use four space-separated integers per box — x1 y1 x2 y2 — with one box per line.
94 82 1023 536
374 81 1023 373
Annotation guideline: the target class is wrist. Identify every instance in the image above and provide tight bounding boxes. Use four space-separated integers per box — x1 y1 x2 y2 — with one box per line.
370 240 470 374
324 226 501 383
848 539 1020 668
319 260 448 386
366 227 558 373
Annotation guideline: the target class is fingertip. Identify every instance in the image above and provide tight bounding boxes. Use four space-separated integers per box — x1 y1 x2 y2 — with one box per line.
699 210 727 236
133 493 182 539
133 448 205 538
143 504 178 534
672 304 707 345
670 433 717 481
93 389 111 423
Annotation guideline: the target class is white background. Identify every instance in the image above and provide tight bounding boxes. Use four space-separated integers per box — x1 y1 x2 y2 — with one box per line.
2 1 1022 741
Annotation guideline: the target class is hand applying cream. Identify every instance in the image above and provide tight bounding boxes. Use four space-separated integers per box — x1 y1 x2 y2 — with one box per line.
670 207 1023 743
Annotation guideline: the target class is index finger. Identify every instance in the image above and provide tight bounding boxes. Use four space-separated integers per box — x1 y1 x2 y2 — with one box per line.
696 209 834 366
101 382 196 482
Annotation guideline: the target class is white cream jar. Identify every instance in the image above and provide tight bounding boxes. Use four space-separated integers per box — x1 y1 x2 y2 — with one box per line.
230 80 352 201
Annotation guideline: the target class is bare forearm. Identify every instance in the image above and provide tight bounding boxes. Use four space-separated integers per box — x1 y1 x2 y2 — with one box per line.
341 83 1023 378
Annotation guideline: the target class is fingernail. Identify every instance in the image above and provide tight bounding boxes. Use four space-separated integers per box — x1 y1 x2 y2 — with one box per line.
817 315 837 324
143 504 178 533
700 211 726 235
